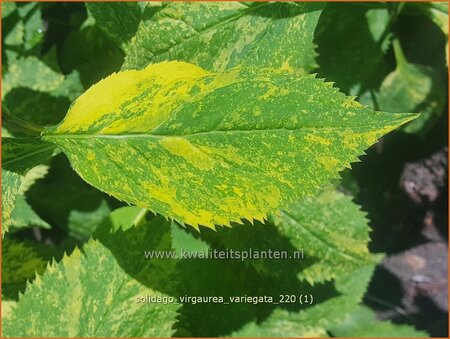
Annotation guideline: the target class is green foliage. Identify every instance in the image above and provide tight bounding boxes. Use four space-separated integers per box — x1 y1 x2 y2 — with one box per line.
3 237 179 337
86 2 142 47
329 306 427 338
2 2 442 338
58 16 124 88
201 189 376 284
376 39 445 136
26 155 115 241
2 239 47 300
315 3 391 94
2 138 56 235
10 195 50 232
116 2 324 72
229 265 376 337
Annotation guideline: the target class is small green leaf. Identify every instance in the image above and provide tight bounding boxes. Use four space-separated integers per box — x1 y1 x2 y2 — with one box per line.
2 138 56 235
105 206 148 232
123 2 324 72
42 61 417 229
376 39 445 136
25 155 114 240
2 239 47 300
1 2 17 19
329 305 427 337
3 237 180 337
10 195 51 231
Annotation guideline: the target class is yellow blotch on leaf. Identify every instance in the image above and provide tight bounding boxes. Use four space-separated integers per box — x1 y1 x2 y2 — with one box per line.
55 61 209 134
160 137 215 170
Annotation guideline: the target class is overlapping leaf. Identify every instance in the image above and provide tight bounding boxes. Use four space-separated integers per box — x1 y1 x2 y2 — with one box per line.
315 3 391 94
120 2 324 72
86 2 142 48
43 61 417 229
3 233 179 337
2 239 47 300
10 195 50 231
203 189 376 284
2 138 56 235
2 57 83 131
230 264 376 337
376 40 445 136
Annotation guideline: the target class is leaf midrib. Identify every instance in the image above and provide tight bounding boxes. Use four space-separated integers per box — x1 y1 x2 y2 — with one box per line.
3 144 55 168
42 122 405 141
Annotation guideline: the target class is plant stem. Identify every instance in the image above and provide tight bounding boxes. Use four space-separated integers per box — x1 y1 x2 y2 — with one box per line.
393 38 408 71
2 104 45 137
132 208 149 227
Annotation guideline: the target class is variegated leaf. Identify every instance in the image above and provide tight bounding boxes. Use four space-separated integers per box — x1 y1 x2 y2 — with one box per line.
42 61 417 230
3 234 179 337
121 1 324 72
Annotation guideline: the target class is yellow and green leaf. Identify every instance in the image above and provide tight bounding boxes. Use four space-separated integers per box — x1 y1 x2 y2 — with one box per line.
204 189 377 284
120 2 324 72
42 61 417 230
3 235 179 337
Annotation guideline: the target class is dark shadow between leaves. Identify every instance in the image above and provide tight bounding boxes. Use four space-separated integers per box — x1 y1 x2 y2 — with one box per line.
94 215 338 337
4 88 71 127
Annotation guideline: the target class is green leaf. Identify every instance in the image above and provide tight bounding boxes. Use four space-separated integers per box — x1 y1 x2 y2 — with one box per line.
230 264 376 337
206 189 376 284
2 2 44 52
2 57 83 133
86 2 142 47
123 2 324 72
10 195 51 231
2 56 83 101
315 3 391 94
273 189 377 283
376 39 445 136
2 56 64 96
2 138 56 235
1 2 17 19
105 206 148 232
2 239 47 300
42 61 417 229
329 305 427 338
3 237 180 337
26 155 114 240
58 16 124 89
